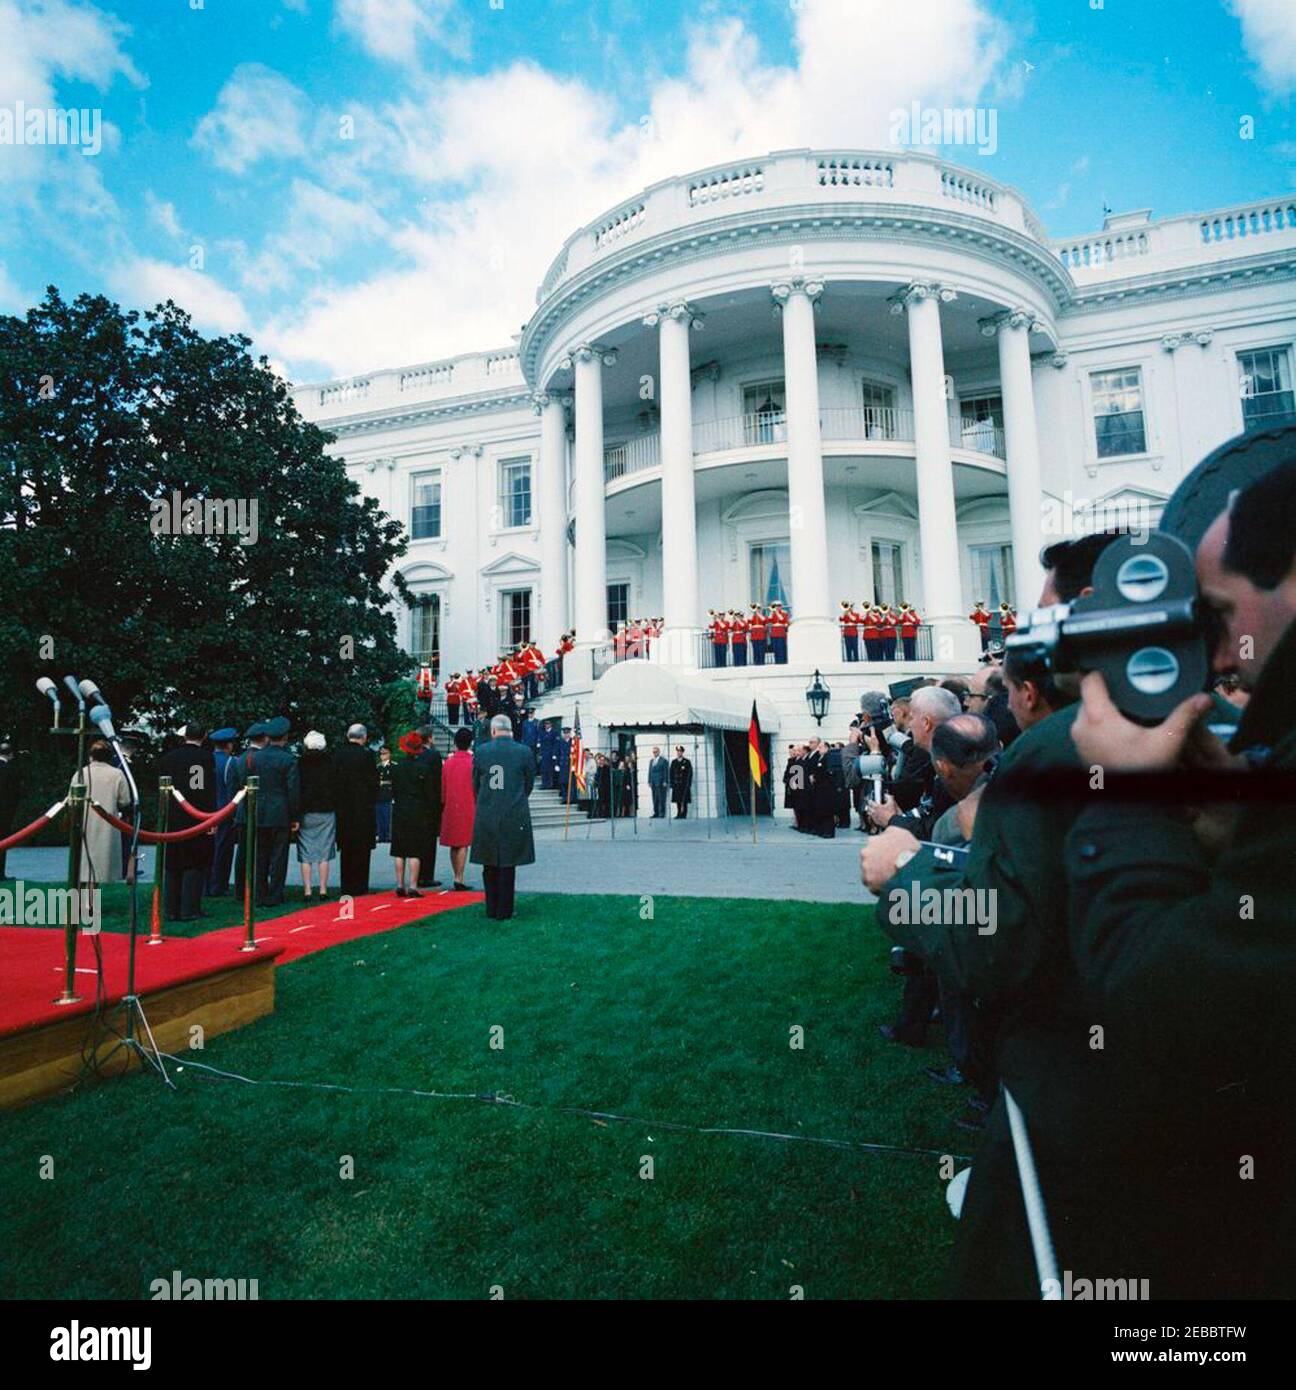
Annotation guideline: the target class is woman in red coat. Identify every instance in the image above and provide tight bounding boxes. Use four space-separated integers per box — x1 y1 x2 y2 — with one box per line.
439 726 477 891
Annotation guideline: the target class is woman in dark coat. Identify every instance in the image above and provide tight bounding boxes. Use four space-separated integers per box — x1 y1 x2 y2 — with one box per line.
390 731 438 897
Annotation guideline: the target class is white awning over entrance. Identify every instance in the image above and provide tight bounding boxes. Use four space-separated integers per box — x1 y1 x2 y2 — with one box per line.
591 660 780 733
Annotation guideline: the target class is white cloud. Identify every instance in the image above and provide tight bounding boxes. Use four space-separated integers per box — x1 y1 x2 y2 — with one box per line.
241 177 389 293
114 258 252 335
0 0 145 107
144 190 183 238
333 0 467 66
191 64 310 174
264 0 1014 378
1228 0 1296 96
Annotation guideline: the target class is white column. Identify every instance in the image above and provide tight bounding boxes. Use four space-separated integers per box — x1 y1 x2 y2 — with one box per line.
646 300 701 665
533 390 570 650
772 276 836 665
985 308 1046 609
564 343 616 649
892 282 972 659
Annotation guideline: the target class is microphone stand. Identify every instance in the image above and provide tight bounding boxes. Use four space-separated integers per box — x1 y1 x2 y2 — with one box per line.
94 722 173 1089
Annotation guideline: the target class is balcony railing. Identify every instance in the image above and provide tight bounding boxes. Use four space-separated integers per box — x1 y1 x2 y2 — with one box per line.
696 634 789 670
841 626 934 662
603 432 661 483
953 418 1006 460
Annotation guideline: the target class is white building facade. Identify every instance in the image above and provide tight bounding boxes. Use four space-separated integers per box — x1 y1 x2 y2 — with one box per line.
293 149 1296 815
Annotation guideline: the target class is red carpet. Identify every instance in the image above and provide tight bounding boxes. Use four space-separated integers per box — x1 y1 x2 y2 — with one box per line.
0 888 482 1039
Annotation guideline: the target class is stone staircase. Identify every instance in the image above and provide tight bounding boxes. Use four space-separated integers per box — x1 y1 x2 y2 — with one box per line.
528 784 578 828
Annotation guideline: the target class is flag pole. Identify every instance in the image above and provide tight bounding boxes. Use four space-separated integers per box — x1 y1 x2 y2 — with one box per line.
750 761 757 844
563 753 573 842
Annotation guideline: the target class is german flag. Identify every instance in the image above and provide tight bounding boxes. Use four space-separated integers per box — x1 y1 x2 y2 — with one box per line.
748 700 767 787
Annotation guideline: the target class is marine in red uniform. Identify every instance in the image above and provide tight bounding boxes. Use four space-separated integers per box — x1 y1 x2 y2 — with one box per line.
708 609 728 667
749 604 768 665
897 602 922 661
969 600 991 650
878 604 899 660
728 609 749 666
446 671 463 725
863 603 883 661
840 599 861 662
767 602 789 664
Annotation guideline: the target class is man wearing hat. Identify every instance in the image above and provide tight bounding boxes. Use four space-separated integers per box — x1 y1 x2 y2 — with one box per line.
748 604 768 666
862 604 882 662
840 600 860 662
707 609 727 667
969 599 991 650
767 601 789 665
226 721 268 899
227 716 300 907
897 602 922 661
206 727 238 896
729 609 748 666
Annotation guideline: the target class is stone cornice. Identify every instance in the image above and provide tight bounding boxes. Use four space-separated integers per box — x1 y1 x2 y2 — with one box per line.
887 281 958 314
519 199 1075 385
1065 251 1296 314
309 388 534 438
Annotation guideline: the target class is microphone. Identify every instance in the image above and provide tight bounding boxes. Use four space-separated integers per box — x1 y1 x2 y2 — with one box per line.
78 678 103 706
36 677 59 705
63 675 86 711
88 704 117 740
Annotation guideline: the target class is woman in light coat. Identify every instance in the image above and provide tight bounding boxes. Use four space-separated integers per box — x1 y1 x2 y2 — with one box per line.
74 740 133 885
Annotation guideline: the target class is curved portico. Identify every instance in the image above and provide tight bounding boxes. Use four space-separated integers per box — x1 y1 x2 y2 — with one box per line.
522 155 1064 665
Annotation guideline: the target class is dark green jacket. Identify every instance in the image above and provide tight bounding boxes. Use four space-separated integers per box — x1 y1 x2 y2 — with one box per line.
226 744 300 829
1065 619 1296 1299
877 704 1117 1297
471 737 535 867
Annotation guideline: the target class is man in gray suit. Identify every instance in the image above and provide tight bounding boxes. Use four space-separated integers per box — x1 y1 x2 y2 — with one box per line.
647 745 670 818
471 713 535 921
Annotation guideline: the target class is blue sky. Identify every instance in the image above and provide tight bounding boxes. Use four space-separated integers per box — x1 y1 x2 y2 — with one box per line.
1 0 1292 381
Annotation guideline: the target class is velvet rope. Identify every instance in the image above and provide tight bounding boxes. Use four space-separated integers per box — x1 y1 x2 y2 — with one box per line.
168 784 247 820
0 798 68 851
89 793 242 842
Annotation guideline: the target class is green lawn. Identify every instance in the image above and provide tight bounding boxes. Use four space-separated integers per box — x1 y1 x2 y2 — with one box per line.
0 891 964 1299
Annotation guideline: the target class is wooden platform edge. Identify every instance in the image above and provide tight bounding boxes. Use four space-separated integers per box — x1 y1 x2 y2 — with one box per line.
0 958 278 1110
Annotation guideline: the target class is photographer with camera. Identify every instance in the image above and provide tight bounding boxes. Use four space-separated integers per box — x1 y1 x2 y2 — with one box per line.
1063 454 1296 1299
860 528 1123 1297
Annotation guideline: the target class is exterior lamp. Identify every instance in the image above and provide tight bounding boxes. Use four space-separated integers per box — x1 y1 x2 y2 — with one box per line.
805 669 831 725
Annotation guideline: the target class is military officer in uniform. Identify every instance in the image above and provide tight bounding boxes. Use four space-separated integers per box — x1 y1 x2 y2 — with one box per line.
228 715 300 907
669 745 693 818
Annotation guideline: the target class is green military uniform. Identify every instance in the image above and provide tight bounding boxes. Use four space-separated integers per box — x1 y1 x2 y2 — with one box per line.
1064 619 1296 1299
877 703 1125 1297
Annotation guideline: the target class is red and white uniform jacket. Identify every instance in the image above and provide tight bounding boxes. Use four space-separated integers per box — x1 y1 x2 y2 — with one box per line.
767 607 789 638
899 609 921 638
728 615 748 645
748 611 768 641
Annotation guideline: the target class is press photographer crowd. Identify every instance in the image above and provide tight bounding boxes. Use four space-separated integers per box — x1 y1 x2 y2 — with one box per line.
828 424 1296 1301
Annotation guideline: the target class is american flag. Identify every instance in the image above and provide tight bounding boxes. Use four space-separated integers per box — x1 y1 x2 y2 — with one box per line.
570 703 587 794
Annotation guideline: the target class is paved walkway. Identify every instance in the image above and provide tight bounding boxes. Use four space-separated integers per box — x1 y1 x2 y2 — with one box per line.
3 819 876 904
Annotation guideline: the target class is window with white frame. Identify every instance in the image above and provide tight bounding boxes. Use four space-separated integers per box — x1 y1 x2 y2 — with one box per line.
749 541 791 606
498 457 532 528
861 380 898 439
501 588 531 648
1238 347 1296 430
743 380 787 444
411 471 442 539
411 594 441 675
870 540 905 606
1091 368 1147 458
606 582 629 632
970 543 1015 608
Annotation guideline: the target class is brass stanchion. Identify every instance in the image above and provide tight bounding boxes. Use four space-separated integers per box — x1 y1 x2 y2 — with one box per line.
147 775 171 945
240 776 259 952
55 782 86 1005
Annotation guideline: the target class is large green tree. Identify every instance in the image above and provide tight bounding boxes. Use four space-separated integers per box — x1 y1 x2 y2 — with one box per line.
0 288 415 816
